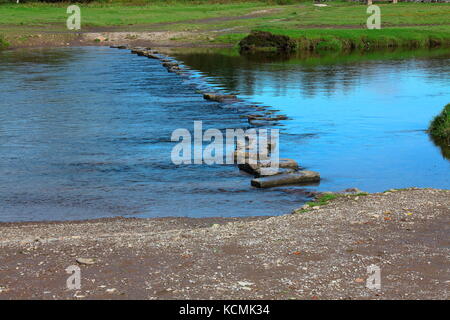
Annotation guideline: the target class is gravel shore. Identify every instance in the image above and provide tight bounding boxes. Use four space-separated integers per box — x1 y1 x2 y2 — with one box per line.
0 188 449 300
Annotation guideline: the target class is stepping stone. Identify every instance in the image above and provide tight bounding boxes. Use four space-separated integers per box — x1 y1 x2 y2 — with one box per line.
253 167 297 177
233 150 268 163
130 48 146 55
251 170 320 188
162 62 179 68
247 115 288 122
167 66 181 73
239 158 299 175
203 93 237 102
145 53 160 59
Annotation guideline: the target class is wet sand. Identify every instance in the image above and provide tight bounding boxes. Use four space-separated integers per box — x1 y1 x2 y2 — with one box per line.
0 188 448 300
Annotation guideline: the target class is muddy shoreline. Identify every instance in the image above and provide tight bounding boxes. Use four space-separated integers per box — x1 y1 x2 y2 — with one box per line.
0 188 449 299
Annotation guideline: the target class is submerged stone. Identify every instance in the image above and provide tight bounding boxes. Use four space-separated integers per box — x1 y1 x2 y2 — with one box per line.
130 47 146 55
162 62 179 68
203 93 238 102
167 66 182 73
145 53 160 59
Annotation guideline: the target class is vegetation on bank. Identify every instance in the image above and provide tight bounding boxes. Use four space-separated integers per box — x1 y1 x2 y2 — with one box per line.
293 192 369 214
1 1 450 52
0 35 9 50
429 104 450 143
236 27 450 52
1 2 449 27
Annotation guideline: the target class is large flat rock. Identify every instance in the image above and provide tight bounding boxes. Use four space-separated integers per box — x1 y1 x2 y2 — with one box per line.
239 158 299 175
251 170 320 188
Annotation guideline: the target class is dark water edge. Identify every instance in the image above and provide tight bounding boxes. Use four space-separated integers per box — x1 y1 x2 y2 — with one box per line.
1 46 449 222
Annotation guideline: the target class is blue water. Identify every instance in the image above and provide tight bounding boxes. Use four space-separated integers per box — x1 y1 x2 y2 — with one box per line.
1 47 449 222
0 47 307 222
174 49 450 192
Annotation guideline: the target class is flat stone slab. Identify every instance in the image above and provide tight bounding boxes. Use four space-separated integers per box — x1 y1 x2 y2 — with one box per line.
167 66 182 73
203 93 237 102
247 114 288 121
239 158 299 175
251 170 320 188
254 167 297 177
162 62 179 68
130 48 146 55
145 53 160 59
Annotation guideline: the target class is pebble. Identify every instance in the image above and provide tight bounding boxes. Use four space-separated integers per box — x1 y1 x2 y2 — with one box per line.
76 258 95 265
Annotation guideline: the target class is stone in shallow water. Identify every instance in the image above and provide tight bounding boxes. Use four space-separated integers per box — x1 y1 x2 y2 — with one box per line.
253 167 297 178
130 48 146 55
233 150 270 163
162 62 179 68
239 158 299 175
203 93 238 102
251 170 320 188
144 53 160 59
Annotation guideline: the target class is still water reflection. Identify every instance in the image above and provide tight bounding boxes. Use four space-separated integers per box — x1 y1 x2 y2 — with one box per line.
172 48 450 192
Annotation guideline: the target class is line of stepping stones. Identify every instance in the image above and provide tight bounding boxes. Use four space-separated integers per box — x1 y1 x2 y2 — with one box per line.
110 45 320 188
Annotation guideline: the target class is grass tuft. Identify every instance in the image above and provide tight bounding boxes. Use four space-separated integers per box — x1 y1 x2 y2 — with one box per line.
293 192 369 214
429 104 450 143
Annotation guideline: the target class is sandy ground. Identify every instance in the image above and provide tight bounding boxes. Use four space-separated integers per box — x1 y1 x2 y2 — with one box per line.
0 188 448 300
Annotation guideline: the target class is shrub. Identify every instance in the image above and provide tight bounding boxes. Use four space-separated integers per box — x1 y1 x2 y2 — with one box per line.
429 103 450 142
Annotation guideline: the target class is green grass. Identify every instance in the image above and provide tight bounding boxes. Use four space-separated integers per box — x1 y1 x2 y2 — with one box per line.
216 27 450 52
1 2 449 52
429 104 450 142
293 192 369 213
1 2 449 28
0 34 9 49
0 2 271 27
175 2 450 32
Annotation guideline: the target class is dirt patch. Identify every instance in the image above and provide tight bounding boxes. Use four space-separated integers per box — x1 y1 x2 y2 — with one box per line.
0 188 448 299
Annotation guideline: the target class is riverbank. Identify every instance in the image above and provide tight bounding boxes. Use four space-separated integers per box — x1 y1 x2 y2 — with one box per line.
0 188 448 299
1 2 450 51
430 103 450 142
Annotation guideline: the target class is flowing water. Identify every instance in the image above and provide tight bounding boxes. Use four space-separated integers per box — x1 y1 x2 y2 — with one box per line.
0 47 449 222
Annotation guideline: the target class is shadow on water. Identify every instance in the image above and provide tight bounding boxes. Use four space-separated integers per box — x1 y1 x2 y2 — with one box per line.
430 135 450 160
171 47 450 97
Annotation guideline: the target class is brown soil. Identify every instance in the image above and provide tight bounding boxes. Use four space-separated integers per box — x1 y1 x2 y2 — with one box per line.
0 188 448 300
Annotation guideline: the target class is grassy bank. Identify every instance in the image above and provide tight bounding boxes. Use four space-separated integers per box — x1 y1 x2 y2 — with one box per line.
1 2 450 51
429 104 450 142
1 2 448 28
